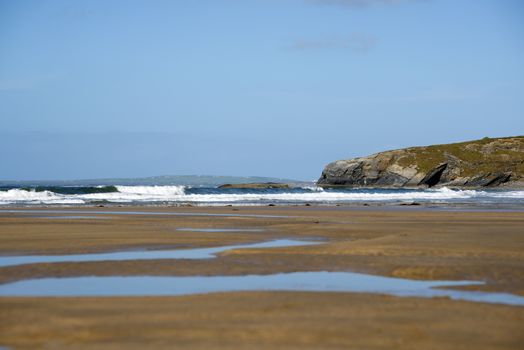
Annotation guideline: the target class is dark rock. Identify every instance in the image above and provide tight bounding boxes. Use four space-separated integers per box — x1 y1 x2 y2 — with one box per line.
219 182 290 189
418 164 447 187
465 173 512 187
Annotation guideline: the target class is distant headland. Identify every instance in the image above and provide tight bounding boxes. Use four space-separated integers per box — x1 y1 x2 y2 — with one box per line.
317 136 524 189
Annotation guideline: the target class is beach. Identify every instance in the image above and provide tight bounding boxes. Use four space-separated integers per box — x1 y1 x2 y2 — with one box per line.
4 0 523 347
1 205 523 349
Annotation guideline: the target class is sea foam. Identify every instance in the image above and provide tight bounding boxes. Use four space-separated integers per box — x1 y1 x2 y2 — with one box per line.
1 186 523 206
0 189 84 204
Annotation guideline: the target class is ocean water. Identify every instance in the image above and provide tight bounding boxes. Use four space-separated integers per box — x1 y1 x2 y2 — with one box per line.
0 184 523 206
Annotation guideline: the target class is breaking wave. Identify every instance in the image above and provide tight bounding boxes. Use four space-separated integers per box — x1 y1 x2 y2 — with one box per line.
0 189 85 205
0 186 523 206
116 186 186 196
300 186 325 192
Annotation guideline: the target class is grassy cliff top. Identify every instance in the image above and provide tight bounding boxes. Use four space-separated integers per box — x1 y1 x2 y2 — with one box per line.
394 136 524 177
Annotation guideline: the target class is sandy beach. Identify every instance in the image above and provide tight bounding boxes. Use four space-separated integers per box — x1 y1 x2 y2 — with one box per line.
3 0 523 347
0 205 523 349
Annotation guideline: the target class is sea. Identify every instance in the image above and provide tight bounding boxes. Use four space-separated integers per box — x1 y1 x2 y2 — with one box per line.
1 181 523 207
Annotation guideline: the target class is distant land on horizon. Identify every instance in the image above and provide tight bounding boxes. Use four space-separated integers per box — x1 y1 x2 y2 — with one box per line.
0 175 305 187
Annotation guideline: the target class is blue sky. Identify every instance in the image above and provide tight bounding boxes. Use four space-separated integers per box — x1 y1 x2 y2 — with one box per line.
1 0 523 180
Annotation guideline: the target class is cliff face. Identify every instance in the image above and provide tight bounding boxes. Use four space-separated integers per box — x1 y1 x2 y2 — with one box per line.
317 137 524 188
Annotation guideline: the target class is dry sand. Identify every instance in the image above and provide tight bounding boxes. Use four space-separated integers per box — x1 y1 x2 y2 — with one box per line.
0 206 523 349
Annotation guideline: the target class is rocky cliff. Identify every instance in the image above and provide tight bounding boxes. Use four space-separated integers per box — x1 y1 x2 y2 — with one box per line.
317 136 524 188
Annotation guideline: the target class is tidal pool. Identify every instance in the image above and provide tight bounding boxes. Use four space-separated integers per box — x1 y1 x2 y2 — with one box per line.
0 239 318 268
176 228 265 233
1 232 522 307
33 216 110 219
1 272 523 306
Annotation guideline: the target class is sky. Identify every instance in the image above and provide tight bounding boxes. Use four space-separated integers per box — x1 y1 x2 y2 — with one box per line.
1 0 523 181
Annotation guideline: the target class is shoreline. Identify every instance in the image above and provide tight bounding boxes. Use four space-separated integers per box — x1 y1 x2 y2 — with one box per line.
2 200 524 212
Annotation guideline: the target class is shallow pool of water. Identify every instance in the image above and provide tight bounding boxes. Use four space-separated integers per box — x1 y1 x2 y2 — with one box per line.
0 272 522 306
33 215 111 219
176 228 265 233
0 239 318 268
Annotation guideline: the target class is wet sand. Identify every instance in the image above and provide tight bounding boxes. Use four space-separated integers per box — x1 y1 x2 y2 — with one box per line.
2 293 523 350
0 206 523 349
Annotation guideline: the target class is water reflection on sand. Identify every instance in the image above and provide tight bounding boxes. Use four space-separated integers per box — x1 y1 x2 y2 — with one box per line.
0 239 317 268
1 272 523 306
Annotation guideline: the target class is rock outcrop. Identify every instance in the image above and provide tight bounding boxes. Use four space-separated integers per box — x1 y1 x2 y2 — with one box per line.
218 182 290 189
317 136 524 188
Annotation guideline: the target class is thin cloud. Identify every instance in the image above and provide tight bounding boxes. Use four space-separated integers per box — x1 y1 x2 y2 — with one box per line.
287 33 378 53
308 0 420 8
